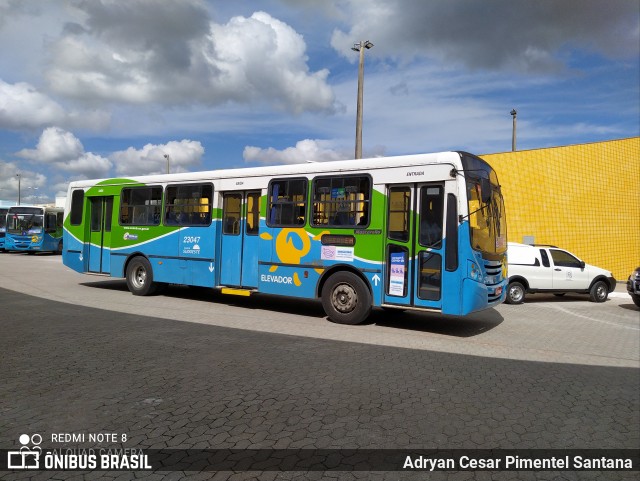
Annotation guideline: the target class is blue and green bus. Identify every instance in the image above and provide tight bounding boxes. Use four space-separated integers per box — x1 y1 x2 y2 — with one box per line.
0 207 8 251
63 151 507 324
5 205 64 254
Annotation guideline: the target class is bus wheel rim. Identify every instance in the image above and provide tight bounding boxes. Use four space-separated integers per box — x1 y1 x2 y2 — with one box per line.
332 283 357 313
134 266 147 288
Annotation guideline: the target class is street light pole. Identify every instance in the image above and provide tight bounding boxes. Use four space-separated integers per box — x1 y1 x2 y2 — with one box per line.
164 154 170 174
352 40 373 159
510 109 517 151
16 173 21 205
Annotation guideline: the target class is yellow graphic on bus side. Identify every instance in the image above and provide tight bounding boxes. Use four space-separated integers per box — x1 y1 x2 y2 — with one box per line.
275 228 310 264
262 229 330 287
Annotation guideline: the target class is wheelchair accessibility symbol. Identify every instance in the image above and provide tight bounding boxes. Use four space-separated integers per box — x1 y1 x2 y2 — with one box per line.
7 434 42 469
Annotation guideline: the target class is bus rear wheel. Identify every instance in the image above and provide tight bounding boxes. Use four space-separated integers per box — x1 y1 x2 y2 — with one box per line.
126 256 158 296
321 271 372 325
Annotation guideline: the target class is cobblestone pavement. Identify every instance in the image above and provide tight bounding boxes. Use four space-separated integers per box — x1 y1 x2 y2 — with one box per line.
1 287 638 481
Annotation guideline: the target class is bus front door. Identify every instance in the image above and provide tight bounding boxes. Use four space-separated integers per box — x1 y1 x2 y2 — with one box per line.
88 196 113 273
220 191 261 288
383 183 446 310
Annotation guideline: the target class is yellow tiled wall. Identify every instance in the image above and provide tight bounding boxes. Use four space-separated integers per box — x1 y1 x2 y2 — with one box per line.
482 137 640 281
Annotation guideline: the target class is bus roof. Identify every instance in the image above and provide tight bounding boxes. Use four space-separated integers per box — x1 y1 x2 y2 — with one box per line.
67 151 471 188
8 205 63 212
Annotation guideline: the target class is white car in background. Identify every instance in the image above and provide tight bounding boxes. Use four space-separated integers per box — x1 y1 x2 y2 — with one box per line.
505 243 616 304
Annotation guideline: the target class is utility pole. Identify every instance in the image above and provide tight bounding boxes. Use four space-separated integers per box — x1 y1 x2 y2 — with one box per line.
164 154 170 174
511 109 517 151
16 173 21 205
352 40 373 159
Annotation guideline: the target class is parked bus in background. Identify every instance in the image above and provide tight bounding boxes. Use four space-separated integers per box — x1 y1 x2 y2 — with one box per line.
0 207 8 251
5 205 64 254
63 151 507 324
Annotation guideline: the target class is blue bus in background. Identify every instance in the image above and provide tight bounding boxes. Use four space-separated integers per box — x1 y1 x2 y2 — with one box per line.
0 207 8 251
5 205 64 254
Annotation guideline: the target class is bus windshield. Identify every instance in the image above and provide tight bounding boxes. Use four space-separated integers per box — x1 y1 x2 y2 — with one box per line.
461 155 507 256
7 207 44 235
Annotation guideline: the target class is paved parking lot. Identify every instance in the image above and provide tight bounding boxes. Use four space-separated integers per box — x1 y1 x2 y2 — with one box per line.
0 253 638 480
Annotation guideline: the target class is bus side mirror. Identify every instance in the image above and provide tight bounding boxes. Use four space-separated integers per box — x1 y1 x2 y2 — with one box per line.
480 178 492 204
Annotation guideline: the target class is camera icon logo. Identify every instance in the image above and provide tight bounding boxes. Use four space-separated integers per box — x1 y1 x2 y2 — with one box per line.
7 434 42 469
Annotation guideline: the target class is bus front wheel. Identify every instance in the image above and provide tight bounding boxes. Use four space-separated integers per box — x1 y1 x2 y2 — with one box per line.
126 256 158 296
321 272 372 325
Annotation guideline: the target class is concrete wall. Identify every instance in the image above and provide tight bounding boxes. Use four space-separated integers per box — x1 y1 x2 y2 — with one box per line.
482 137 639 281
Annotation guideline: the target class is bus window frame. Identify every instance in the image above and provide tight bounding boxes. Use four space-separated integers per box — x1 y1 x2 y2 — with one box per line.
119 185 163 227
163 183 213 227
266 177 308 228
311 174 372 229
70 190 85 226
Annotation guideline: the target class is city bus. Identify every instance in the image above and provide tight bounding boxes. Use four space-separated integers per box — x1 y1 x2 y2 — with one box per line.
0 207 8 251
62 151 507 324
5 205 64 254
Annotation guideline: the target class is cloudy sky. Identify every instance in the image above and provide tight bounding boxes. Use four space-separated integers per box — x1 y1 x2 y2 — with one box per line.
0 0 638 203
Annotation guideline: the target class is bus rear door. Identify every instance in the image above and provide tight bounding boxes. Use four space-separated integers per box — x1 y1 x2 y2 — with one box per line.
220 191 261 288
88 196 113 273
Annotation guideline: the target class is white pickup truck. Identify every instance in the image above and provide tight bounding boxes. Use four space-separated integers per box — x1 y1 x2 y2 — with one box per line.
505 243 616 304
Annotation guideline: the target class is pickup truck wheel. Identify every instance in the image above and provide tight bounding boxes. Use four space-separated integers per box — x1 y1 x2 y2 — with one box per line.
589 280 608 303
505 281 525 304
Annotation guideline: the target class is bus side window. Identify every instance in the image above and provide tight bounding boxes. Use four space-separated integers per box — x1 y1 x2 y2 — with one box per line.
388 187 410 242
70 190 84 225
46 213 57 233
267 178 308 227
164 183 213 227
311 175 370 228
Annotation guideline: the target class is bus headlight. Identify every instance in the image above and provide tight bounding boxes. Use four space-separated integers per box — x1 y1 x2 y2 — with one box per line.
468 261 481 281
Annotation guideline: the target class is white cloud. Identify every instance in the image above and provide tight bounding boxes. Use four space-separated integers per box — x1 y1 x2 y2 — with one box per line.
111 139 205 176
0 80 66 130
17 127 83 163
16 127 112 178
0 79 110 131
243 138 386 164
243 139 345 164
0 161 47 203
44 2 335 113
15 127 205 180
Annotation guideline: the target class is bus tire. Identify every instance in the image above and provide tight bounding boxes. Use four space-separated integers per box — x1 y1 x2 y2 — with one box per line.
126 256 158 296
321 271 372 325
57 240 63 255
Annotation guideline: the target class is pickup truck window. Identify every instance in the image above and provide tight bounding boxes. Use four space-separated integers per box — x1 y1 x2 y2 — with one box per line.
550 249 581 268
540 249 550 267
